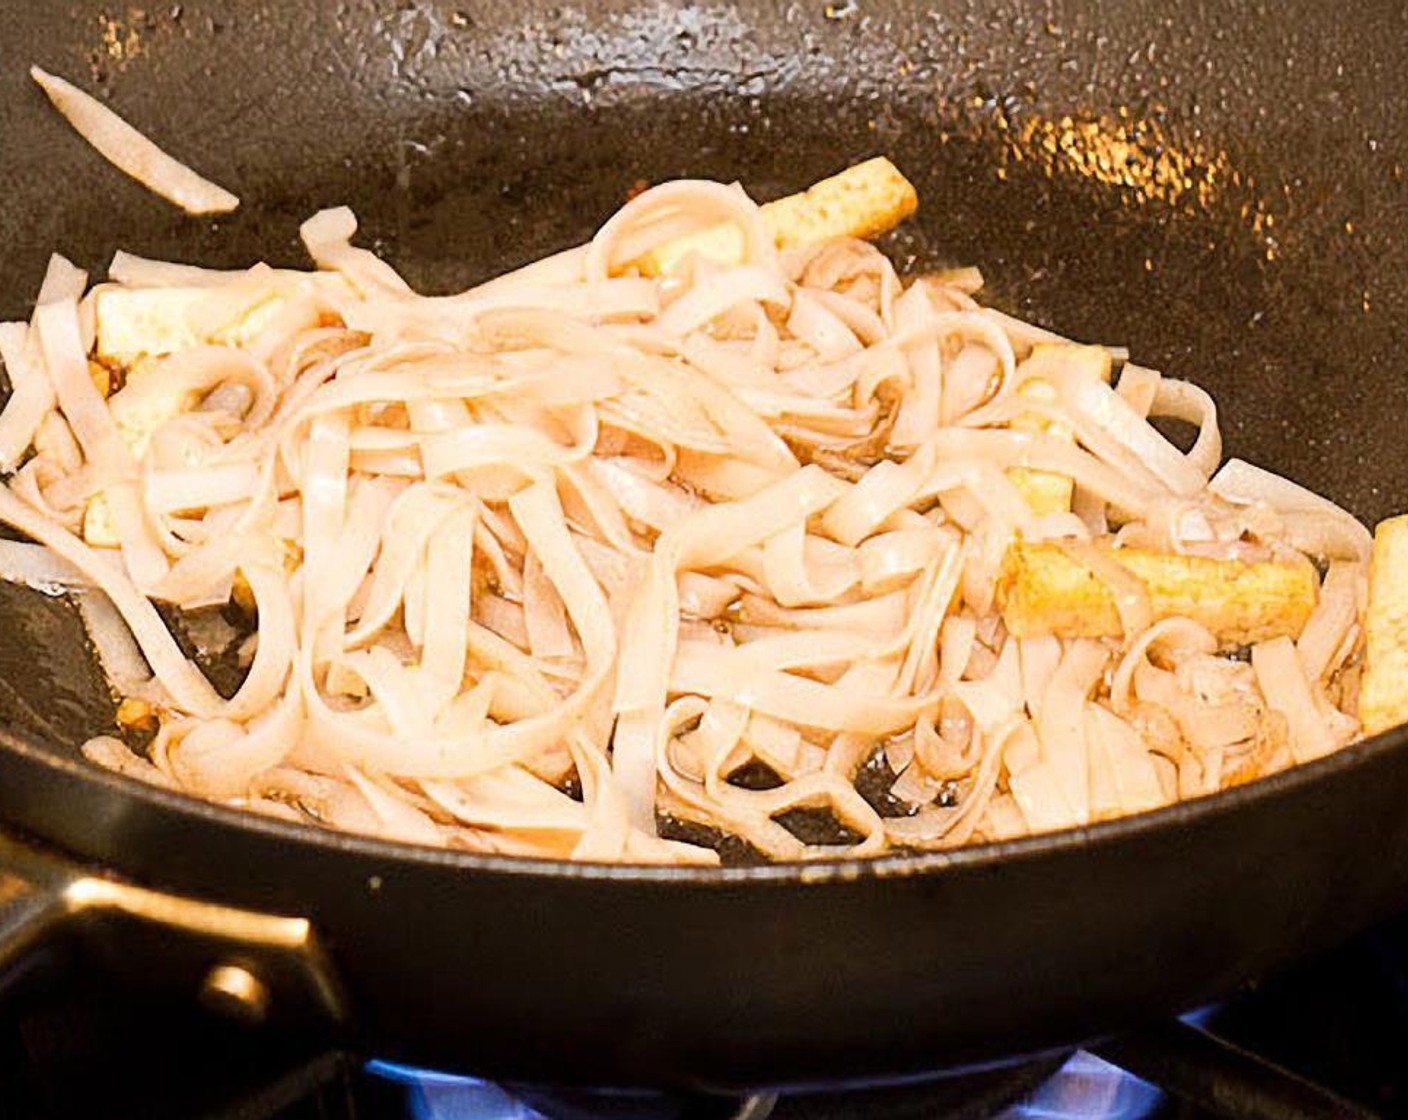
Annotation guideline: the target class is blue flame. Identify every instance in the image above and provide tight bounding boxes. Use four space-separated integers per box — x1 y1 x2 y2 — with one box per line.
1180 1004 1218 1028
369 1048 1164 1120
999 1052 1162 1120
366 1061 546 1120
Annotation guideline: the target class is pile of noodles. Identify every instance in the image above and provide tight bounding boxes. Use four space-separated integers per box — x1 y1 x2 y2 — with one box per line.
0 179 1372 864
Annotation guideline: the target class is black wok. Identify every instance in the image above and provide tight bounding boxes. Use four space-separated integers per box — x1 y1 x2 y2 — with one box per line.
0 0 1406 1093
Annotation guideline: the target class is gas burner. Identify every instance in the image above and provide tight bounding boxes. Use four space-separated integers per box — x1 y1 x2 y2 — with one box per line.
366 1052 1146 1120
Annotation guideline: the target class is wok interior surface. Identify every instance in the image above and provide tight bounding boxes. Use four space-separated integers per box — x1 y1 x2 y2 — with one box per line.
0 0 1406 1088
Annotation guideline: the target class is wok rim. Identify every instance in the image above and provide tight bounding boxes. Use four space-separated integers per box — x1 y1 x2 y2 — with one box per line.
2 712 1402 888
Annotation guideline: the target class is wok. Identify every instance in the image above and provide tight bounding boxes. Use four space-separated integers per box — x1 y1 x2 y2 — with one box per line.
0 0 1406 1093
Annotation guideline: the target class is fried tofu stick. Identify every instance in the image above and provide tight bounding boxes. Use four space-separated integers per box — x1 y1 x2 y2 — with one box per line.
996 541 1319 646
635 157 918 276
1359 514 1408 735
1006 343 1113 516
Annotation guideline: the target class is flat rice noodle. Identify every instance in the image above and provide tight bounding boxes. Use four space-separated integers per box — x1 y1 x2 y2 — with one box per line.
169 691 303 799
939 613 979 686
655 264 790 336
1062 375 1208 494
615 464 846 715
857 529 946 594
1085 704 1168 820
419 415 595 479
886 717 1016 848
1296 561 1363 682
1018 636 1063 719
887 311 1017 390
340 481 467 648
0 323 56 471
738 587 909 640
522 546 575 662
941 344 1001 425
417 504 477 713
895 541 964 694
144 462 261 515
931 428 1162 521
585 179 776 280
35 300 131 476
220 562 296 721
808 287 888 347
0 538 89 592
423 768 591 835
786 290 864 363
1151 377 1221 480
1115 362 1160 418
889 283 944 448
75 588 154 695
1210 458 1371 562
1032 639 1110 828
300 208 411 296
343 766 444 846
820 442 946 546
761 523 860 607
670 647 934 735
568 732 633 862
1251 637 1338 765
1108 617 1219 714
31 67 239 215
82 735 175 788
297 411 352 634
0 484 221 714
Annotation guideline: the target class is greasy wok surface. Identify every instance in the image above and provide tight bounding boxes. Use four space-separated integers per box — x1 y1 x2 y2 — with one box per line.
0 0 1405 1088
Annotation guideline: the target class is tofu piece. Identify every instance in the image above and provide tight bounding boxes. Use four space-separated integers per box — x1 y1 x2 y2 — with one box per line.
95 285 286 368
1019 342 1113 387
1359 514 1408 735
84 284 287 546
115 696 156 731
1008 379 1074 517
106 362 202 460
95 284 288 463
1007 471 1075 518
82 495 120 548
634 157 918 277
996 541 1319 646
87 359 112 398
83 350 211 545
1007 344 1113 516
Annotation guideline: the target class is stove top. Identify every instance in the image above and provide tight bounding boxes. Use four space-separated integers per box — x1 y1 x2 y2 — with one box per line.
4 909 1407 1119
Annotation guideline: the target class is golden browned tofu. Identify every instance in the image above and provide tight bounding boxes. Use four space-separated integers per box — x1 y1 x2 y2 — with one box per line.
635 157 918 276
82 495 119 548
1008 377 1073 516
1006 344 1113 516
996 541 1319 646
1019 342 1113 386
1008 469 1075 517
115 696 156 731
94 285 286 368
1359 514 1408 735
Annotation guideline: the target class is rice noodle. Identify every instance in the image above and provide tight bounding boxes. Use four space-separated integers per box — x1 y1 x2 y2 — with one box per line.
0 170 1374 864
1210 458 1371 562
31 68 239 216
